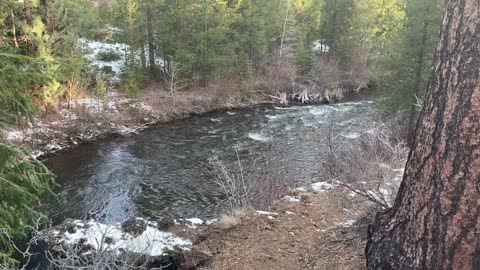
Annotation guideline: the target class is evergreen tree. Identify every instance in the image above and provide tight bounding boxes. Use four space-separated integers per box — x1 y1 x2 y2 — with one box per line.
0 48 55 269
376 0 443 119
0 2 55 265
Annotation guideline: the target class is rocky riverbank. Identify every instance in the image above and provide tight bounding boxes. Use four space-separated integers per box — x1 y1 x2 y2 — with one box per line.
36 181 375 270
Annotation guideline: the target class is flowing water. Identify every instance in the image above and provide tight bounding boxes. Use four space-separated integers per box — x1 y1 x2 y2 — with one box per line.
43 92 380 224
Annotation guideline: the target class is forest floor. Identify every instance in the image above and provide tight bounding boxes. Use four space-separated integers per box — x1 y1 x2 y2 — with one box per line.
2 81 265 157
194 185 375 270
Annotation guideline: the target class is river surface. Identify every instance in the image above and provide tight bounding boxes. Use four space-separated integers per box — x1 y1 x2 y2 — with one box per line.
43 92 380 224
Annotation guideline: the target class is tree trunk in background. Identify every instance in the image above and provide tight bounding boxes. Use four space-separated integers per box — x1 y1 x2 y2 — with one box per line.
45 0 54 34
140 19 147 72
407 0 429 145
146 1 155 76
367 1 480 269
24 0 33 26
11 10 18 47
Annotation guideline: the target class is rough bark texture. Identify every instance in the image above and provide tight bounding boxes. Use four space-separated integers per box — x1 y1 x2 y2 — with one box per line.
366 1 480 269
24 0 33 26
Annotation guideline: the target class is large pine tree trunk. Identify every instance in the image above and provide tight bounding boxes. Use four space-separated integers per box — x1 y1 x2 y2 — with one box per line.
366 1 480 269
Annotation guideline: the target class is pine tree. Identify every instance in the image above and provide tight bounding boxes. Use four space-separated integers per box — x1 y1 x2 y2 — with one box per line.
0 2 55 265
0 52 55 267
376 0 443 119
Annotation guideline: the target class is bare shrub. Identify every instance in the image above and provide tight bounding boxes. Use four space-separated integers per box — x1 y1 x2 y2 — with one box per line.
0 220 175 270
209 149 292 211
208 149 251 209
321 124 408 208
163 61 188 109
249 176 291 211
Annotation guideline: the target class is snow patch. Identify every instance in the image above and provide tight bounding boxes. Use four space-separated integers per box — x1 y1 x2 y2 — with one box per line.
284 196 300 203
47 219 191 257
311 182 335 192
5 130 24 141
184 218 204 228
313 40 330 52
255 211 279 216
337 219 356 228
206 219 218 225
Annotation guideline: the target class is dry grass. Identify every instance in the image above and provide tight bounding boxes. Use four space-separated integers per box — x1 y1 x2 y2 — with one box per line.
215 215 240 230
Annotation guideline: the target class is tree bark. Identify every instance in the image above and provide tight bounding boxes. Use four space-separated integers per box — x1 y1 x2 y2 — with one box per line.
146 1 156 76
11 10 18 48
24 0 33 26
366 1 480 269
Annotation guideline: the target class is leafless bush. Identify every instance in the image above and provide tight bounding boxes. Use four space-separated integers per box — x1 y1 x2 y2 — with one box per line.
163 61 188 109
46 242 156 270
321 124 408 208
0 218 44 270
209 149 292 211
208 148 251 209
0 219 172 270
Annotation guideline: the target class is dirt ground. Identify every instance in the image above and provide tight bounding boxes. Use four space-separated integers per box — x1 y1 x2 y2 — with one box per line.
194 187 374 270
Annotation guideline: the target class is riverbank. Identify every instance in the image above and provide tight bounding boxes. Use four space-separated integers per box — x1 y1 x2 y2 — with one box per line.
2 78 354 158
2 82 268 158
194 183 374 269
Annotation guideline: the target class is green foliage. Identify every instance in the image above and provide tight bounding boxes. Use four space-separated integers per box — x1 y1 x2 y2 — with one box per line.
319 0 356 67
96 50 122 62
376 0 443 118
0 51 49 125
0 143 55 265
124 71 143 98
94 74 108 98
0 50 55 267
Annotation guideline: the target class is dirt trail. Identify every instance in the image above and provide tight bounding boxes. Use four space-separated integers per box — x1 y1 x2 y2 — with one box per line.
195 188 372 270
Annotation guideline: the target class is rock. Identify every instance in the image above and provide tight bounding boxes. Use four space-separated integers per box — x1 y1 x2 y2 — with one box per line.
179 249 213 270
121 217 147 236
157 218 176 231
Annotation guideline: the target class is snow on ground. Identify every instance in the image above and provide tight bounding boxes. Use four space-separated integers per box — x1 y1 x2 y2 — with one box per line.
313 40 330 52
255 211 279 216
311 181 335 192
183 218 205 229
79 38 164 82
206 219 218 225
284 196 300 203
79 38 126 81
336 219 357 227
4 130 23 141
47 219 191 257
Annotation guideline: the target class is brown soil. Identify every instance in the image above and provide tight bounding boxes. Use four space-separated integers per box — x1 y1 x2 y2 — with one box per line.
194 188 373 270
